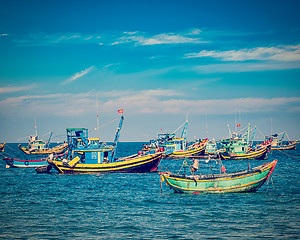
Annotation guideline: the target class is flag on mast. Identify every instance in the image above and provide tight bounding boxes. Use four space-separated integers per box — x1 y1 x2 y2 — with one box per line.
117 109 123 114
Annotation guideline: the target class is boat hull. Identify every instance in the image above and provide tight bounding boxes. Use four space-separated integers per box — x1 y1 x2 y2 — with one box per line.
18 143 68 155
49 152 163 174
165 145 206 159
161 160 277 194
271 142 296 150
3 157 48 168
0 143 5 152
219 146 268 160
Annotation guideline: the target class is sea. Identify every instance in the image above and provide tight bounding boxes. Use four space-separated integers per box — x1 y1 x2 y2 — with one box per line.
0 142 299 239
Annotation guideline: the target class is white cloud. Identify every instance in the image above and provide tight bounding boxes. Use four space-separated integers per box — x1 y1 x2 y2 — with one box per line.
111 30 208 46
61 66 95 85
192 61 300 73
184 44 300 62
0 89 299 139
0 84 35 94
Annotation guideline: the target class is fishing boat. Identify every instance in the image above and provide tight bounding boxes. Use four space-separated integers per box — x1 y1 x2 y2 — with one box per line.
265 132 297 150
160 119 206 159
219 145 269 160
0 143 5 152
160 159 277 194
219 124 269 160
142 133 175 152
18 134 68 155
48 115 163 174
163 138 207 159
3 156 48 168
205 138 219 155
272 142 297 150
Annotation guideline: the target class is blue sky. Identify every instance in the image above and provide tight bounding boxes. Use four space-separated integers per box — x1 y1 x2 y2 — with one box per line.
0 0 300 143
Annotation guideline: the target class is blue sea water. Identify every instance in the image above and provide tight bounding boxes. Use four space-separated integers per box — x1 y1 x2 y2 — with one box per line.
0 143 299 239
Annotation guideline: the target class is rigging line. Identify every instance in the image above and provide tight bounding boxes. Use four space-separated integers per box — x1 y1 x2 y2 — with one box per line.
17 135 31 141
277 149 299 159
40 132 52 137
172 120 187 134
236 125 248 134
256 128 266 138
89 118 119 133
284 131 292 142
273 173 300 184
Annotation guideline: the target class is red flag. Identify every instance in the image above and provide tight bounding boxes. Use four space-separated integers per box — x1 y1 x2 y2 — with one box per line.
237 124 241 127
222 165 226 172
117 109 123 114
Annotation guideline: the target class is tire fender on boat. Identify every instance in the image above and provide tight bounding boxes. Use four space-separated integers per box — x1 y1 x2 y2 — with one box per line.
25 161 29 166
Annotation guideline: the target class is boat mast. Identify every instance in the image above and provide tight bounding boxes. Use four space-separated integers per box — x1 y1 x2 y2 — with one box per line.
181 114 188 151
34 116 38 137
96 95 100 140
111 115 124 161
247 124 250 145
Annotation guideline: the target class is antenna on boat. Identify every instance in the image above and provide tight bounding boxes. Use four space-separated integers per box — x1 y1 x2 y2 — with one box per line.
205 112 208 137
34 116 38 136
227 124 231 138
235 111 236 133
270 117 273 135
96 95 100 139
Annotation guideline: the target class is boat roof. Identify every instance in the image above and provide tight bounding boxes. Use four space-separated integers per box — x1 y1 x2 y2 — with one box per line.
66 128 88 131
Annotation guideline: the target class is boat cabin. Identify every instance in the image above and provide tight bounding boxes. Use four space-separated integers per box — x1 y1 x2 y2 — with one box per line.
66 128 114 164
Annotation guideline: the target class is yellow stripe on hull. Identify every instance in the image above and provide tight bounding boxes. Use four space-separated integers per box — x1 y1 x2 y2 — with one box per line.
168 145 206 158
50 152 163 174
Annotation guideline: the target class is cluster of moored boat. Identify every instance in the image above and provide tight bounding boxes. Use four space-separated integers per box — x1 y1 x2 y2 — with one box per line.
0 115 298 194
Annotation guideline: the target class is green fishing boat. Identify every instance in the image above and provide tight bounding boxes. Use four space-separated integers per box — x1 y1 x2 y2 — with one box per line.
219 124 268 160
160 159 277 194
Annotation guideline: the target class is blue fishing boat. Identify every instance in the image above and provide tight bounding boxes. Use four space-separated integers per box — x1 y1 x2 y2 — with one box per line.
161 120 206 158
3 156 49 168
48 115 163 174
265 132 297 150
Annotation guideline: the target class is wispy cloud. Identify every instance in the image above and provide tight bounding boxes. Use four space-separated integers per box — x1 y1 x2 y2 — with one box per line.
2 89 298 118
112 30 208 46
184 44 300 62
61 66 95 85
14 33 102 46
0 84 35 94
191 61 300 73
13 29 207 47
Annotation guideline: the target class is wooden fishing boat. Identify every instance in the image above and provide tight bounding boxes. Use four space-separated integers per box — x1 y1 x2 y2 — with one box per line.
164 142 206 159
48 151 163 174
205 139 218 155
160 159 277 194
219 145 269 160
48 115 163 174
0 143 5 152
18 141 68 155
3 157 48 168
271 142 297 150
265 132 297 150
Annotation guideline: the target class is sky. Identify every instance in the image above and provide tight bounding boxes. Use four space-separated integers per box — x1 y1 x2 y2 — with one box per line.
0 0 300 143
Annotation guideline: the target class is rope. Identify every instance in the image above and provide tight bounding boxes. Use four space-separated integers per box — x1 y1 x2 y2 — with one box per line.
172 120 187 134
89 117 119 133
273 173 300 184
256 128 266 139
276 149 299 159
